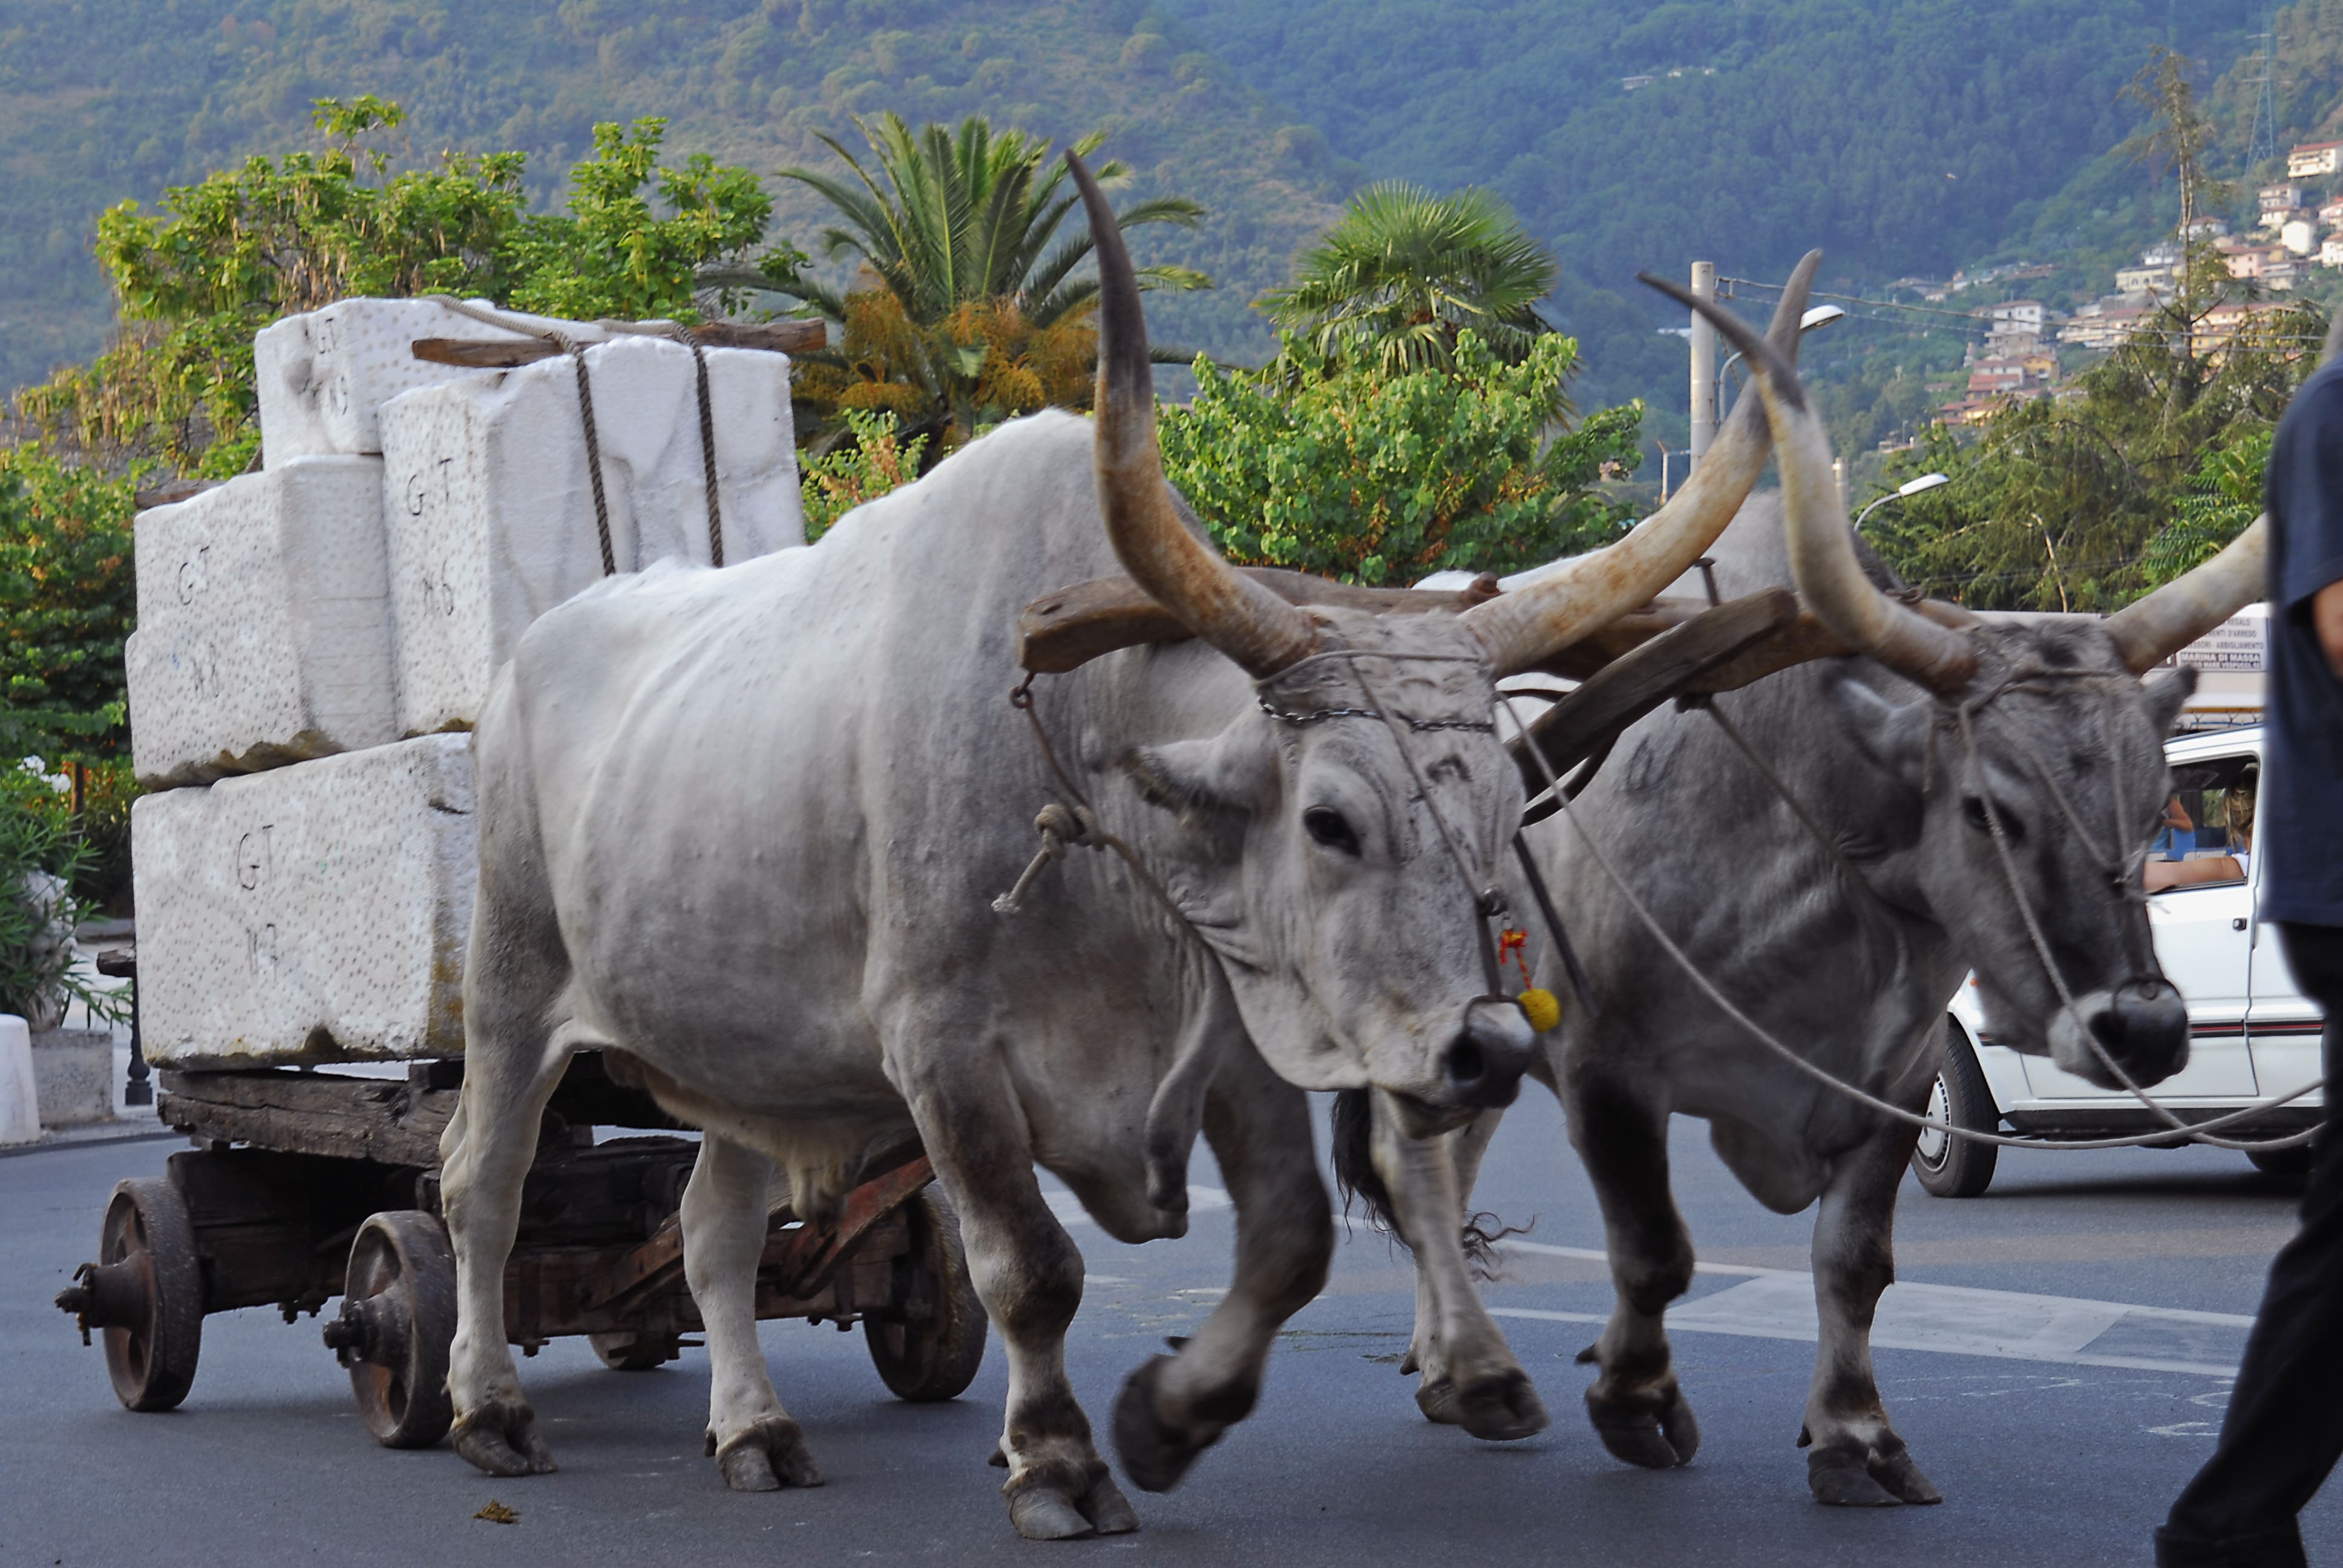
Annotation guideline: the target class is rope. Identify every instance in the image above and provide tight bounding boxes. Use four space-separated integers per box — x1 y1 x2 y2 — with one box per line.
423 296 733 575
1498 690 2325 1155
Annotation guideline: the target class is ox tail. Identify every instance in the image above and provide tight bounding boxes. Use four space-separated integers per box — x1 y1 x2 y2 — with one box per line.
1328 1091 1533 1282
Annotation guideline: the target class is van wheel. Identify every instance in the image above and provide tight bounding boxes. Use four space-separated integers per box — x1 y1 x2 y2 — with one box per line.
1911 1025 1999 1198
2248 1144 2315 1177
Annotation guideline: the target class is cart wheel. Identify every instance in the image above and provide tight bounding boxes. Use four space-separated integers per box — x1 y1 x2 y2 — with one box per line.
590 1331 683 1371
88 1177 205 1411
866 1187 988 1401
326 1211 457 1449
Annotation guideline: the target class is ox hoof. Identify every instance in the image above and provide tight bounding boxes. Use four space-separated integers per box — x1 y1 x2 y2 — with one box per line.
1587 1381 1701 1469
1454 1367 1549 1442
1806 1436 1936 1506
1112 1353 1233 1493
1006 1468 1141 1541
710 1416 825 1491
1415 1374 1466 1426
453 1399 557 1477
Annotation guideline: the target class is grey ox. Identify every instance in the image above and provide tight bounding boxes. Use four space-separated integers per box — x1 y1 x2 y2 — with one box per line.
433 159 1807 1539
1368 289 2266 1506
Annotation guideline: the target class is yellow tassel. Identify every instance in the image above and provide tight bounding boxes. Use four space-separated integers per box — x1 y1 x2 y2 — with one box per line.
1517 987 1561 1034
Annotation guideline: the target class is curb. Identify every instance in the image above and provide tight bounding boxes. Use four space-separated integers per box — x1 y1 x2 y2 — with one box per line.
0 1125 182 1161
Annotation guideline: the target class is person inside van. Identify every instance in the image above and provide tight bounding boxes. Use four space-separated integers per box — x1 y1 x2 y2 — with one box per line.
2147 772 2255 892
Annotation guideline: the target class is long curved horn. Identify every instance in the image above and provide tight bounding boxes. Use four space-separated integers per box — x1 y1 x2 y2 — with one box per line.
1067 152 1315 679
1460 250 1824 676
2103 516 2269 674
1650 275 1979 696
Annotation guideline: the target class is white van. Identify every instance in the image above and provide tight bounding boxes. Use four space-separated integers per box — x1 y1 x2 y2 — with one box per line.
1912 724 2324 1196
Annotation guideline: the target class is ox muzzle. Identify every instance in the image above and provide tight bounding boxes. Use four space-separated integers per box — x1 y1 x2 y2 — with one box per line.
1441 998 1539 1109
2047 978 2190 1091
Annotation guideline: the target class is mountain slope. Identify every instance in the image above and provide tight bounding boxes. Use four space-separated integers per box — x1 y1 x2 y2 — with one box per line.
1161 0 2261 411
0 0 1343 396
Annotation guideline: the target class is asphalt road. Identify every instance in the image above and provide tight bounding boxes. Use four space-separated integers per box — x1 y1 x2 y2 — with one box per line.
4 1091 2333 1567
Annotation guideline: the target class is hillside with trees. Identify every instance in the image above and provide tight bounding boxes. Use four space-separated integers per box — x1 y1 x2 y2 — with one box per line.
0 0 2279 411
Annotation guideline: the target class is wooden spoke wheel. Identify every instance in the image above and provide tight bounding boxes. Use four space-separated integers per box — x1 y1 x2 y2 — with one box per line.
865 1187 988 1402
327 1211 457 1449
589 1331 683 1371
86 1177 205 1412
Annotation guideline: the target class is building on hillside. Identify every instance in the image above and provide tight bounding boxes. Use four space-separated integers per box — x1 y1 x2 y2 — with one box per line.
2321 198 2343 227
2116 262 2175 295
1967 358 2031 396
2265 258 2311 290
2321 234 2343 268
2059 301 2150 351
2182 217 2232 241
1620 74 1653 90
2225 243 2293 280
2261 183 2309 227
2142 240 2186 268
2198 298 2298 356
2283 218 2322 257
2290 141 2343 178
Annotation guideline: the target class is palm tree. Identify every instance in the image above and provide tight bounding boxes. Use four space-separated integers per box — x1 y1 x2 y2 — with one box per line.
1259 183 1558 377
710 114 1208 449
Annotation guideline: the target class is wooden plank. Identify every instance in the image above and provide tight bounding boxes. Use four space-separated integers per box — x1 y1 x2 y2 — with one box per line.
411 318 824 370
158 1070 457 1168
1515 589 1799 792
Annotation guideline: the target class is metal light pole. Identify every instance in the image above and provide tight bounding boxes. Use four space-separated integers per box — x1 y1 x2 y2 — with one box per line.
1687 261 1717 464
1716 304 1845 411
1854 471 1950 530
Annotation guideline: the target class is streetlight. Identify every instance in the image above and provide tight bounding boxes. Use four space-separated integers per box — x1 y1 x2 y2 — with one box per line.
1855 471 1950 530
1716 304 1846 408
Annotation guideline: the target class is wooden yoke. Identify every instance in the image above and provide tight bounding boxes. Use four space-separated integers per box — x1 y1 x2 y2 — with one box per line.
411 318 826 369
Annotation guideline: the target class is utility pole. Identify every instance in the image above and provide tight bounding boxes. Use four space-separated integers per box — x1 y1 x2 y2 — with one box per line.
1688 260 1717 466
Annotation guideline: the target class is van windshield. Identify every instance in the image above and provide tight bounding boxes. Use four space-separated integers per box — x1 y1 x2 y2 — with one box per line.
2146 755 2256 893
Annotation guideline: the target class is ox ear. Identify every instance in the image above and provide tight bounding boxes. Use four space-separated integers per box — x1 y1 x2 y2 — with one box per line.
2140 667 2198 737
1122 730 1274 826
1819 662 1931 790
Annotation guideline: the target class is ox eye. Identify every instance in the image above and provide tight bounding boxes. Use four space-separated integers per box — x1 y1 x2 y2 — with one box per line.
1303 806 1360 855
1962 796 2024 840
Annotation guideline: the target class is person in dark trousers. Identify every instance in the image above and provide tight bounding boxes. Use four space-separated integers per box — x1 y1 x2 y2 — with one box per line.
2157 327 2343 1568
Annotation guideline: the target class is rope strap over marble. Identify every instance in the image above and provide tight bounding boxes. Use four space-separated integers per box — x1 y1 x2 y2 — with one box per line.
422 296 727 577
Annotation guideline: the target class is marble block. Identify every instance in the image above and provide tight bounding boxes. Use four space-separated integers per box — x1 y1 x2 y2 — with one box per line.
133 736 476 1068
255 297 601 465
379 333 803 735
125 457 396 789
30 1027 112 1127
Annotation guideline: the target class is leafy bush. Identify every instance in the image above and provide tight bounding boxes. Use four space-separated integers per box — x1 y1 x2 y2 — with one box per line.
0 760 124 1028
799 409 931 541
1161 330 1643 584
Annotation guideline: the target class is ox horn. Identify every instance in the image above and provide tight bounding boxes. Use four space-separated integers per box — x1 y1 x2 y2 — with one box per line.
1067 151 1316 679
1649 275 1979 696
1459 250 1826 676
2102 515 2269 674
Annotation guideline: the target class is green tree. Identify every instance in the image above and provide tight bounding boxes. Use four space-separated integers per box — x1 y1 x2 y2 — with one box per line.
17 100 799 480
1871 275 2316 609
0 450 135 773
1257 182 1559 381
1161 331 1643 585
760 113 1208 446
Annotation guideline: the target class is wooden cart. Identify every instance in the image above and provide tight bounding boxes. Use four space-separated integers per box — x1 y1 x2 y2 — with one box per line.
54 1049 985 1446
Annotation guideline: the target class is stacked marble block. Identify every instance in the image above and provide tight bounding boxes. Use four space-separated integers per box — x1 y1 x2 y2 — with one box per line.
129 299 805 1068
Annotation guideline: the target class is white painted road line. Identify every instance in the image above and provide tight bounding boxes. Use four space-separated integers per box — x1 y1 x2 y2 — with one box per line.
1492 1240 2252 1377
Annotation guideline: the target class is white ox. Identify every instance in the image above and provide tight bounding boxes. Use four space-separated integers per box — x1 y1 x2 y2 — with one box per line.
435 159 1804 1538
